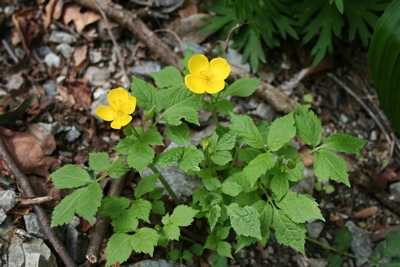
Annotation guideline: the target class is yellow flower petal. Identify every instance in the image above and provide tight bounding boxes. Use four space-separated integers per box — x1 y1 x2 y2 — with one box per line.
185 74 206 94
96 106 115 121
108 87 129 103
205 79 226 94
124 95 137 114
188 54 209 76
210 58 231 80
110 113 132 129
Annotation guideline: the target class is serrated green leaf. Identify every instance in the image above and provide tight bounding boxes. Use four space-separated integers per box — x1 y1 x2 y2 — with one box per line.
294 103 322 147
180 46 196 75
204 234 219 249
220 78 260 98
181 250 193 261
216 132 237 151
221 180 243 197
211 150 232 166
327 253 343 267
272 208 306 254
166 123 190 145
179 145 204 172
131 76 160 112
151 199 165 215
270 173 289 202
130 199 152 223
51 182 102 226
217 241 233 259
200 192 222 230
127 142 154 174
216 99 234 115
130 227 159 256
158 86 203 111
160 105 199 126
112 209 139 233
150 66 183 89
105 233 133 267
163 223 180 241
153 147 184 167
135 173 159 198
226 203 261 239
237 147 262 164
236 235 258 253
140 126 164 146
276 192 324 223
89 152 110 172
335 226 353 252
243 152 275 186
252 200 273 240
314 149 350 186
215 226 231 240
98 196 131 219
113 137 136 155
108 158 130 178
381 231 400 258
76 182 103 225
169 249 180 261
230 112 264 149
320 133 367 153
50 165 91 189
267 113 295 151
203 177 222 191
170 205 199 226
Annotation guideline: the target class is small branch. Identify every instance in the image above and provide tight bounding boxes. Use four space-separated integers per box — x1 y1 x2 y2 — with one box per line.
0 135 77 267
85 175 127 265
2 39 19 63
18 196 52 206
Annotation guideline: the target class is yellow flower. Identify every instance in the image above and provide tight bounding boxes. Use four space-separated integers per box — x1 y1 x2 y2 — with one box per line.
184 54 231 94
96 87 137 129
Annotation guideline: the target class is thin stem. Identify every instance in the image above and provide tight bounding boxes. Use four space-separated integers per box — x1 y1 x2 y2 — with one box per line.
305 237 375 264
148 164 180 205
210 94 221 128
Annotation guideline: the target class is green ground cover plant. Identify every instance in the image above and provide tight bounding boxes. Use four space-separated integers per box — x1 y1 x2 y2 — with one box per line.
201 0 391 72
49 48 369 266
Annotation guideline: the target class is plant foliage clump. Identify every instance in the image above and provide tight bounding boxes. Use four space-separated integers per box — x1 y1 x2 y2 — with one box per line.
201 0 390 72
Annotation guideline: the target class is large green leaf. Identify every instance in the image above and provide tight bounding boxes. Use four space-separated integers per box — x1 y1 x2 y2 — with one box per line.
368 0 400 134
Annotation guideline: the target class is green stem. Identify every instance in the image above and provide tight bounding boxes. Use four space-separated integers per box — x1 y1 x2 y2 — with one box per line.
149 164 180 205
305 237 375 264
210 94 221 128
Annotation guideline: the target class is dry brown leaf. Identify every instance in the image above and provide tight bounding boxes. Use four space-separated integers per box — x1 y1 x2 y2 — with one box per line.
26 123 56 156
353 206 379 219
178 2 198 18
168 13 212 44
56 83 76 106
372 225 400 242
12 8 41 55
67 78 91 110
63 3 101 33
299 147 314 167
0 127 49 179
28 175 61 209
73 44 88 68
53 0 64 20
44 0 58 28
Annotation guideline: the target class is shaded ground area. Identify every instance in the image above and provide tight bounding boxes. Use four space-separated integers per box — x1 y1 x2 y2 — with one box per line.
0 0 400 266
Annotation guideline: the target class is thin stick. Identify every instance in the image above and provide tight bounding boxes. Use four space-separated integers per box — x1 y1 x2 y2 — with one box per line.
18 196 53 206
327 73 399 162
0 136 77 267
2 39 19 63
85 175 127 265
90 0 128 83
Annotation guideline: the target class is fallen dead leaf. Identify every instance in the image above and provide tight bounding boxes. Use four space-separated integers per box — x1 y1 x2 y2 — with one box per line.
167 13 212 44
43 0 58 28
28 175 61 209
12 8 41 55
73 44 88 69
26 123 56 155
299 147 314 167
372 224 400 242
67 78 91 110
353 206 379 219
63 3 101 33
0 127 50 179
178 2 198 18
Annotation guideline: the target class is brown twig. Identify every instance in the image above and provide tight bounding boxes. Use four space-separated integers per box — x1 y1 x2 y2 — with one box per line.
18 196 53 206
327 73 400 163
85 175 127 265
0 136 77 267
2 39 19 63
89 0 128 84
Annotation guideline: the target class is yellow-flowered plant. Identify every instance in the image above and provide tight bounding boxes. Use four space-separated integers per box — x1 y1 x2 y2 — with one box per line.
184 54 231 94
95 87 137 129
50 49 368 267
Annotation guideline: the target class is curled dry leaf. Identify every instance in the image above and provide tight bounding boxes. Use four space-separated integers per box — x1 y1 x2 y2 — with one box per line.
0 127 50 179
67 78 91 110
353 206 379 219
26 123 56 155
63 3 101 33
12 8 41 55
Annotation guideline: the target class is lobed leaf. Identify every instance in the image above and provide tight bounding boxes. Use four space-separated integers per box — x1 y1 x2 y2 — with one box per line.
127 142 154 174
226 203 261 239
229 112 264 149
134 173 159 198
267 112 296 151
166 123 190 145
98 196 131 219
320 133 367 153
105 233 133 267
170 205 199 227
89 152 110 172
220 78 260 98
130 228 159 256
150 66 183 89
314 149 350 186
243 152 275 186
131 76 160 112
179 145 204 172
50 165 92 189
294 103 322 147
108 158 130 178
